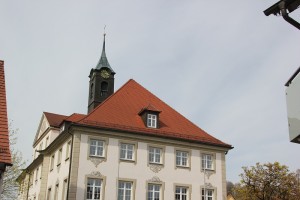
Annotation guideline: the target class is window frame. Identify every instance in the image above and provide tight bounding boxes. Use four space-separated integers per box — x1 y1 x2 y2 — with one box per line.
86 178 102 200
201 152 216 171
174 148 191 169
50 154 55 171
117 179 136 200
119 142 136 162
89 139 105 158
147 114 157 128
57 148 62 166
175 186 189 200
85 176 106 200
201 188 215 200
148 146 164 165
65 140 71 161
147 183 164 200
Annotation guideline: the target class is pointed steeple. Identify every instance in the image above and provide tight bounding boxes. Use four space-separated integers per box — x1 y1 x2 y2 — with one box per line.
95 34 115 74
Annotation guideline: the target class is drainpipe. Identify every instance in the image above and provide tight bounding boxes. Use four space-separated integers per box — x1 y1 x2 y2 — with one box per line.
279 1 300 30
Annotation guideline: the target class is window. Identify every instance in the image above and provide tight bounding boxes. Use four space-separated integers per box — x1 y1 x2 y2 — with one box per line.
100 82 108 97
202 154 213 170
149 147 162 164
90 139 105 157
90 83 94 99
118 181 133 200
120 143 134 160
54 183 59 200
57 148 62 165
147 114 157 128
148 184 161 200
87 178 102 200
46 137 49 147
39 142 43 151
176 151 189 167
175 186 188 200
50 154 55 171
35 167 39 182
62 179 68 200
202 189 214 200
47 188 52 200
66 140 71 160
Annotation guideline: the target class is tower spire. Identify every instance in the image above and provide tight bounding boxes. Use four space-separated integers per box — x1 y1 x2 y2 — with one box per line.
95 28 115 73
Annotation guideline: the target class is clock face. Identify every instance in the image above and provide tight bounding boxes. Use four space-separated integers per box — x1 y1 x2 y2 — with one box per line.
100 69 110 79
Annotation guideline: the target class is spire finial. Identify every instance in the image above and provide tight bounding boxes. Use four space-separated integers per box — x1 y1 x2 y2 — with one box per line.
104 25 106 37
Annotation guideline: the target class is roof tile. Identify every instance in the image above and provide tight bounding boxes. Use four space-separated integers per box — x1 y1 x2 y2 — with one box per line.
0 60 12 165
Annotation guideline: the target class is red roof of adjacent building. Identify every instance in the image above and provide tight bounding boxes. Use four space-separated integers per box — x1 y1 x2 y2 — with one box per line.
43 112 67 128
0 60 12 165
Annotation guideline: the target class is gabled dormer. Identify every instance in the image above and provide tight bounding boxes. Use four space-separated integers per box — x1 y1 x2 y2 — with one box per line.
139 104 161 128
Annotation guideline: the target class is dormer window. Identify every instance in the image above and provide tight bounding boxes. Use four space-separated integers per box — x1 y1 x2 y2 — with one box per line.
147 114 157 128
139 104 161 129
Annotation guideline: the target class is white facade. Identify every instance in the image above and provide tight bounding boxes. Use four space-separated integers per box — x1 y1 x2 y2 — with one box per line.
18 118 229 200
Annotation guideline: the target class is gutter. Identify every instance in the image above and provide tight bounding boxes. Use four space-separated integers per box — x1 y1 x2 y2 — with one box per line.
279 1 300 30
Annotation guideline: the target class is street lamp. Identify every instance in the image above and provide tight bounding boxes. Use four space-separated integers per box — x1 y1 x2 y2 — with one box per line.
264 0 300 30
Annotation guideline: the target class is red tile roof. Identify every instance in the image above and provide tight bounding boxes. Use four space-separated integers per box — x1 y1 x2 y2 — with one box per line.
43 112 67 128
75 79 232 148
0 60 12 165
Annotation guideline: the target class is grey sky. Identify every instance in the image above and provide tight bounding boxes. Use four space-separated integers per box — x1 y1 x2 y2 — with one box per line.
1 0 300 182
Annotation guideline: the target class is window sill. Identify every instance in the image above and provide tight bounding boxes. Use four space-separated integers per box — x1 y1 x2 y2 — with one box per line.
120 158 135 163
57 163 61 167
149 162 163 166
65 157 69 161
176 165 190 169
89 155 105 159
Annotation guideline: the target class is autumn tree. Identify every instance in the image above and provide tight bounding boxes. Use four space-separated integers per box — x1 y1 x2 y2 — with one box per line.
233 162 300 200
1 124 26 200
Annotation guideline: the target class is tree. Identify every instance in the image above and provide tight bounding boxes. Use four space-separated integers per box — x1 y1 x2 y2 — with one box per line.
227 181 234 195
233 162 300 200
1 124 26 200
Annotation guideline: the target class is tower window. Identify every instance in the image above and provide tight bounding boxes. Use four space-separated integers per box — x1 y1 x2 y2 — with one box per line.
90 83 94 99
147 114 157 128
100 82 108 97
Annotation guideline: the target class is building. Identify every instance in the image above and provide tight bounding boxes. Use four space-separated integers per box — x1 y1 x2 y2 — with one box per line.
17 36 233 200
0 60 12 193
285 67 300 144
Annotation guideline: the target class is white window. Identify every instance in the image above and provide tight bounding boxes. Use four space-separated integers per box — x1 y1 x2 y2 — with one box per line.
90 139 105 157
66 140 71 160
57 148 62 165
120 143 134 160
147 114 157 128
46 137 49 147
149 147 162 164
148 184 161 200
202 189 214 200
118 181 133 200
47 188 52 200
39 142 43 151
176 151 188 167
86 178 102 200
202 154 213 170
35 167 39 182
175 186 188 200
54 183 59 200
50 154 55 171
62 179 68 200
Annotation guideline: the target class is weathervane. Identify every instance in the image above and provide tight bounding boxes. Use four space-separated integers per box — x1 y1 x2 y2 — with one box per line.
104 25 106 37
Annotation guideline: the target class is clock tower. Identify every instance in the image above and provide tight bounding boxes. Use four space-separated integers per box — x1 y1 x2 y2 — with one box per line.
88 34 115 114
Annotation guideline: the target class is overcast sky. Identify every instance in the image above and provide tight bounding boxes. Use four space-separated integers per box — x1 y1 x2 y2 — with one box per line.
1 0 300 183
